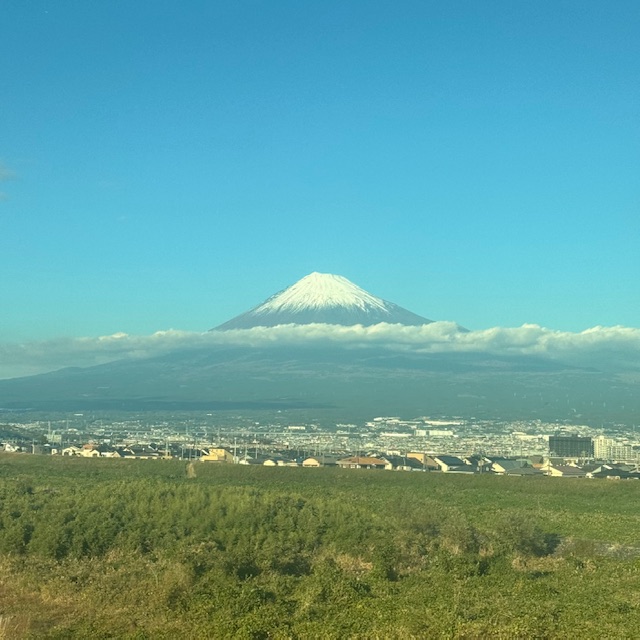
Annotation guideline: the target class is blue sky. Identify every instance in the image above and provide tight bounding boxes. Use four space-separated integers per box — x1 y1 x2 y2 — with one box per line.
2 0 639 344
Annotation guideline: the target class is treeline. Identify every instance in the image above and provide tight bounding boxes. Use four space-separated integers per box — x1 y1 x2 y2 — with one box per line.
0 455 638 638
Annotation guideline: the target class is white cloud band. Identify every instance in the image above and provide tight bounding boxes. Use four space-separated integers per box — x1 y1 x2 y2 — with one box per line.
1 322 639 380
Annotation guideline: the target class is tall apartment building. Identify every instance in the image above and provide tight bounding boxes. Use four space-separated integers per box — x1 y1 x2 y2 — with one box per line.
548 435 593 459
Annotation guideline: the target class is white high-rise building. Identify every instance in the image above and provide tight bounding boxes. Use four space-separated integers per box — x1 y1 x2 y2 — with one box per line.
593 436 636 461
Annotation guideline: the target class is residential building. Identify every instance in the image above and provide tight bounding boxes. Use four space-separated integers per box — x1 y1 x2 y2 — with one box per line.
548 435 593 459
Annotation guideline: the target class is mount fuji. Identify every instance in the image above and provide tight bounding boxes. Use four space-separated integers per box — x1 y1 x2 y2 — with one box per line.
1 273 637 423
214 272 432 330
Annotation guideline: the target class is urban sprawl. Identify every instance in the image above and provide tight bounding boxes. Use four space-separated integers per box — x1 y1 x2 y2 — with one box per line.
3 412 639 479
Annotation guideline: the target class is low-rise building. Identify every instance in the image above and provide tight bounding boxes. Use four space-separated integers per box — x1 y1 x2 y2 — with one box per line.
336 456 387 470
547 464 586 478
302 455 340 467
200 448 234 463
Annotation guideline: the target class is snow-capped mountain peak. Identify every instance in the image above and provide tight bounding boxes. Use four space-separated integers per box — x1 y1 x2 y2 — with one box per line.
213 272 433 330
256 272 388 314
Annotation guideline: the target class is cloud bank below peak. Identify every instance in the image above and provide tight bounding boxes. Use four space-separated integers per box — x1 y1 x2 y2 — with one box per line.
1 322 639 380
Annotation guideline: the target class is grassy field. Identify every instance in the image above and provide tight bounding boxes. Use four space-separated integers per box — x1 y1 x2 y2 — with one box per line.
0 454 639 638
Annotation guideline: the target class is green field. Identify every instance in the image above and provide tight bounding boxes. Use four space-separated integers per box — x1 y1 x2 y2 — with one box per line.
0 454 639 638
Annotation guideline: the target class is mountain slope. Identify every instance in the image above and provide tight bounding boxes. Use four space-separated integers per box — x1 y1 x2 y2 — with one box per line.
213 272 432 330
1 343 637 424
2 272 637 423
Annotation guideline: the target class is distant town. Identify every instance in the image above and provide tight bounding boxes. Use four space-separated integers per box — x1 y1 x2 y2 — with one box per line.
2 410 639 479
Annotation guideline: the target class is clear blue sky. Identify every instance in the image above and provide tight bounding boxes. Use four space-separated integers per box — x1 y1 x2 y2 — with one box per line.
2 0 639 341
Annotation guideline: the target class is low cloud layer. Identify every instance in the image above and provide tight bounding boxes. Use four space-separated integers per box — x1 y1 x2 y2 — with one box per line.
1 322 639 380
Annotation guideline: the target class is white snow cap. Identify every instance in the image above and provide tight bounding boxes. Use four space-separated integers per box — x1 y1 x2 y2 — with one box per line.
213 271 433 330
255 272 389 314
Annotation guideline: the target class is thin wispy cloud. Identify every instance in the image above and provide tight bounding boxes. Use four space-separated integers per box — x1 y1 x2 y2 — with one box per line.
0 161 17 202
1 323 639 380
0 162 16 182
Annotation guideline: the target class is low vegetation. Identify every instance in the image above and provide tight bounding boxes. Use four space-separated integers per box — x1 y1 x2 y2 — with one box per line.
0 454 639 638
